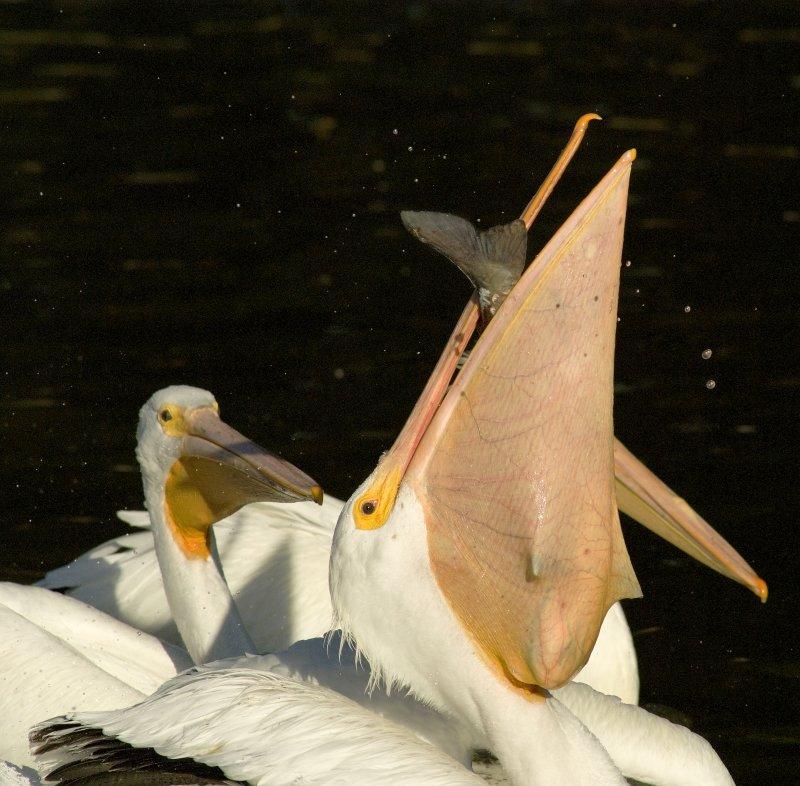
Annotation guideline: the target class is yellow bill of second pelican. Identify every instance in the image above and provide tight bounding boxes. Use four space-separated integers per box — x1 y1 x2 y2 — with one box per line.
158 403 323 559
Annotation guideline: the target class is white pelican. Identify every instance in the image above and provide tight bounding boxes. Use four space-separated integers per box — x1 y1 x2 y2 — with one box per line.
323 148 763 784
30 148 763 785
0 387 323 768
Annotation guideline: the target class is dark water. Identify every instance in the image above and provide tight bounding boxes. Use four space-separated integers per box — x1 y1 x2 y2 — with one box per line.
1 1 798 782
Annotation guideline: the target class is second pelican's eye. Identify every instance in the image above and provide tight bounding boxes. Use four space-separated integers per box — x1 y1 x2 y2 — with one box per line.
360 500 377 516
160 409 173 422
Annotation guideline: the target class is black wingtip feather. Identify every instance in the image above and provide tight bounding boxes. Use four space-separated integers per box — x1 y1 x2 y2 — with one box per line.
31 720 244 786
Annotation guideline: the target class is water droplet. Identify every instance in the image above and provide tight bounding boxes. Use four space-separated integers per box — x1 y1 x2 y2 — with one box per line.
684 305 691 313
625 260 631 267
407 146 413 152
392 128 398 135
333 368 345 380
705 379 716 389
701 348 712 359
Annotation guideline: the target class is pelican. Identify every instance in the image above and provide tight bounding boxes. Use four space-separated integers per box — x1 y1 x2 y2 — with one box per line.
0 387 322 768
323 148 763 784
31 148 763 785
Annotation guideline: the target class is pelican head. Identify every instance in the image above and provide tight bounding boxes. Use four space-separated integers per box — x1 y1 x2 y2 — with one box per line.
137 385 322 560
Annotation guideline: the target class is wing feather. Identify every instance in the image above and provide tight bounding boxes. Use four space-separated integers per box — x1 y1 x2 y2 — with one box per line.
409 152 641 690
32 666 484 786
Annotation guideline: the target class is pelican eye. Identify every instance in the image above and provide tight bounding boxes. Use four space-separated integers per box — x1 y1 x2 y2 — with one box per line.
354 471 401 530
159 409 173 422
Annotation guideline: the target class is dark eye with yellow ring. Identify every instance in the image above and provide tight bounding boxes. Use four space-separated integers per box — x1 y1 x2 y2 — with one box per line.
360 500 377 516
159 409 173 422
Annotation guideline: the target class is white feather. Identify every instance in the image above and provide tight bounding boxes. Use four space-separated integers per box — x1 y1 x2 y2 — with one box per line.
553 682 734 786
0 584 188 767
116 509 152 528
33 666 484 786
